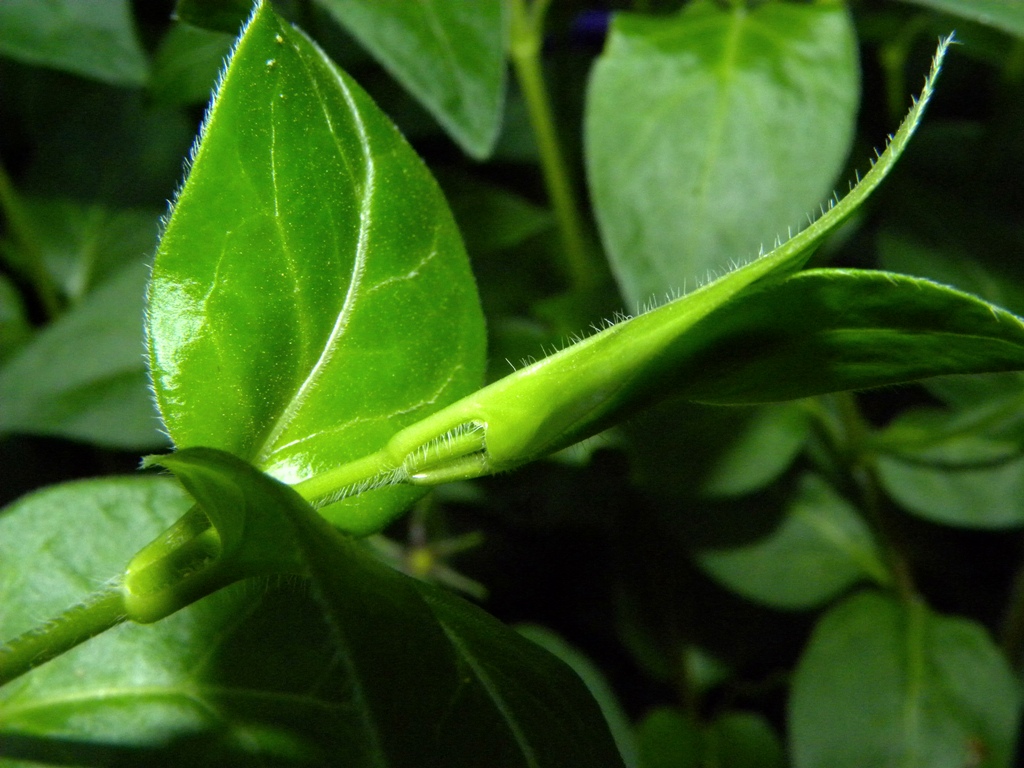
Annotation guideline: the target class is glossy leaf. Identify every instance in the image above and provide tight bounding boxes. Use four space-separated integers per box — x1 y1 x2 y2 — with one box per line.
0 478 369 767
586 0 858 305
898 0 1024 37
314 0 507 159
148 1 486 535
697 475 890 610
790 591 1019 768
0 0 148 86
0 261 166 448
347 40 950 486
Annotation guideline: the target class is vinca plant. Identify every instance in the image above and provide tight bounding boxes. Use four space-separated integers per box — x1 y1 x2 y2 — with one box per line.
1 0 1024 765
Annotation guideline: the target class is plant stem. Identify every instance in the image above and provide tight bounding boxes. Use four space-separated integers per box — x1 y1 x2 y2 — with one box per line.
0 159 61 319
829 392 917 602
0 585 126 687
508 0 599 292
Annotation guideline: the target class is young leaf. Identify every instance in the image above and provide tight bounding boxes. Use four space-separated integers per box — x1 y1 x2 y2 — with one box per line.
696 474 890 610
0 260 166 448
586 0 859 305
314 0 507 159
148 1 486 535
0 0 148 86
790 591 1019 768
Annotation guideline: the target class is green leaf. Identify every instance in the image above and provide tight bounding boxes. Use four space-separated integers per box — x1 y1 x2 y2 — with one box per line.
1 198 160 303
790 591 1019 768
696 475 890 610
352 39 950 485
704 712 785 768
0 275 30 362
586 0 858 305
0 0 148 86
289 491 627 767
877 451 1024 528
124 448 307 623
314 0 507 159
151 22 235 106
517 624 639 768
666 269 1024 405
700 402 810 497
636 708 701 768
871 394 1024 527
175 0 254 34
0 260 166 448
169 446 627 767
0 477 372 767
441 172 554 256
148 1 486 535
2 451 624 765
898 0 1024 38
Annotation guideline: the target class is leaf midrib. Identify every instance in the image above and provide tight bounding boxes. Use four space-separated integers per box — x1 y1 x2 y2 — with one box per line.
251 29 375 469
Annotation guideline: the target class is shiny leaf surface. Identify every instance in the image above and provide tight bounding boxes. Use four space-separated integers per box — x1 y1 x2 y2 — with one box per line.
148 1 486 534
315 0 507 159
586 0 858 305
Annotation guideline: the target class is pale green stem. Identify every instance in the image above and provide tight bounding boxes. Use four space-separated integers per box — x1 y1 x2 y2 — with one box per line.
507 0 599 292
0 585 126 687
0 160 60 319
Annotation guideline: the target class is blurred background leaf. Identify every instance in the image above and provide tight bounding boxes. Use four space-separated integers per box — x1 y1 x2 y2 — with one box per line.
0 0 148 86
586 0 859 306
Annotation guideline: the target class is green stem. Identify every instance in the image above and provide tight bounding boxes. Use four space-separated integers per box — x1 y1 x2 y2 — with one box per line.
828 392 917 602
0 159 61 319
508 0 599 292
0 585 126 687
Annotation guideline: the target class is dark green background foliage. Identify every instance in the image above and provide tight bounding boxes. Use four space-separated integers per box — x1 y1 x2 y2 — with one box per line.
2 0 1024 766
